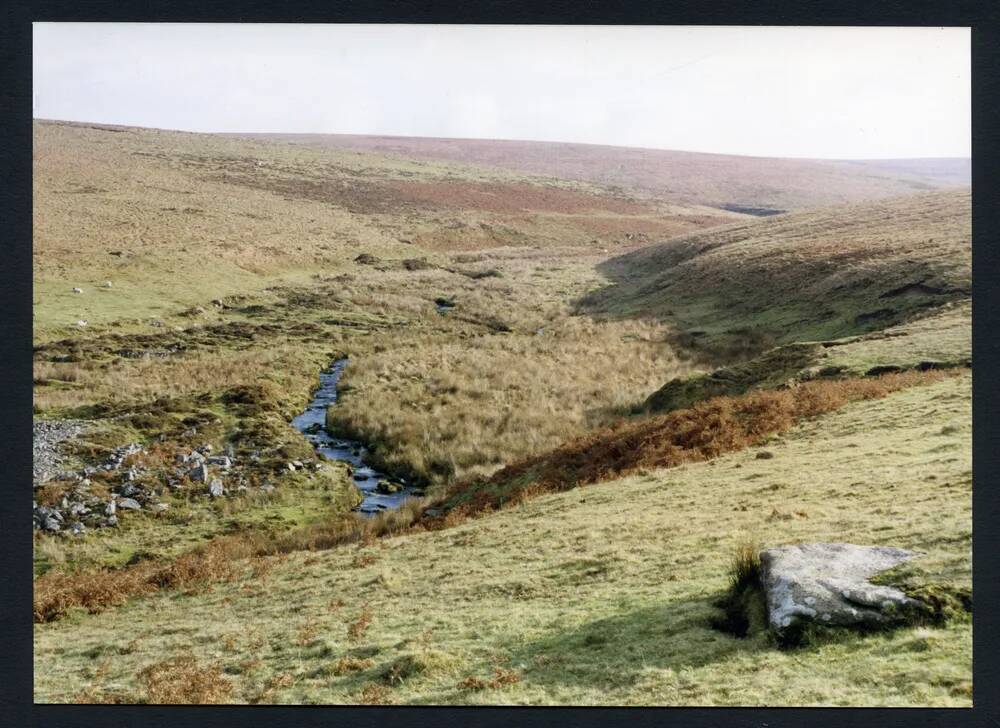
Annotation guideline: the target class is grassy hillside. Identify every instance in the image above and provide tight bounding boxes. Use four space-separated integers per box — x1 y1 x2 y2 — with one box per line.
33 121 972 707
579 189 970 364
241 133 967 212
34 373 971 706
34 120 737 336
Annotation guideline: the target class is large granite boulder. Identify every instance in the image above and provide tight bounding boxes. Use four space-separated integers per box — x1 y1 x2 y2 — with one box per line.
760 542 922 640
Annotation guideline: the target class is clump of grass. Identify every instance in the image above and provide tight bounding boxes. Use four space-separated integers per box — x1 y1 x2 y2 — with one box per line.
331 656 375 676
379 650 459 686
138 652 233 704
358 682 392 705
729 540 762 593
711 540 768 639
347 605 373 642
458 667 522 691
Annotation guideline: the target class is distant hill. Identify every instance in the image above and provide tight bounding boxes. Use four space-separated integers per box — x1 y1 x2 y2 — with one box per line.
234 133 969 214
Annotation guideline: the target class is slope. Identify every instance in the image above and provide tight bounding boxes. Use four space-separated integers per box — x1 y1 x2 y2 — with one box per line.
238 133 968 213
33 120 737 337
34 372 971 706
578 189 971 364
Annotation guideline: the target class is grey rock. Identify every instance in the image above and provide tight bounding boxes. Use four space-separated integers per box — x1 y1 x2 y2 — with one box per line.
206 456 232 469
760 542 921 637
208 478 224 498
150 502 170 513
188 463 209 482
43 516 62 531
121 483 139 498
175 453 190 465
104 500 116 516
117 498 142 510
103 515 119 527
69 522 86 535
286 462 297 471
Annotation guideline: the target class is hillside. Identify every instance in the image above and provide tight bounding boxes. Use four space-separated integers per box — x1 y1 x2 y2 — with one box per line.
579 189 971 363
35 373 971 706
237 133 968 213
32 120 972 707
33 120 738 336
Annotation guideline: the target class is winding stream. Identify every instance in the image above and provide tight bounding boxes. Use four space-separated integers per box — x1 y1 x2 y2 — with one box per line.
291 358 417 515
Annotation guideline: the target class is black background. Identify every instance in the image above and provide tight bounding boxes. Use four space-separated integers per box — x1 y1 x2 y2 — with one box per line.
2 2 998 726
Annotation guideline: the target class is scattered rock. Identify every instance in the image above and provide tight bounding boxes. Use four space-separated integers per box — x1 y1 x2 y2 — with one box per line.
760 542 922 641
354 253 381 265
208 479 224 498
33 419 90 485
188 463 209 482
206 455 232 469
116 498 142 511
756 451 775 460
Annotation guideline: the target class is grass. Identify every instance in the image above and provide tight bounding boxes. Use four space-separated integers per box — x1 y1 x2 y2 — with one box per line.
580 189 970 363
37 374 971 705
441 370 959 514
34 120 971 706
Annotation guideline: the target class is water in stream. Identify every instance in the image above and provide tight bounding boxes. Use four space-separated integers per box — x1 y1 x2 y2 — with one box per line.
291 358 416 515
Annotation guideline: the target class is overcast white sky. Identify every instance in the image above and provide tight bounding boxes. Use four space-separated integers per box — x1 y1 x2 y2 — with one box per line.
33 24 970 159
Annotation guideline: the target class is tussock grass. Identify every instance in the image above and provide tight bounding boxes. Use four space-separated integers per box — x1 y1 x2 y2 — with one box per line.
443 370 959 514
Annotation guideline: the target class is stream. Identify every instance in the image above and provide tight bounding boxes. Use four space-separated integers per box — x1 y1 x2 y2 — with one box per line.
291 358 417 515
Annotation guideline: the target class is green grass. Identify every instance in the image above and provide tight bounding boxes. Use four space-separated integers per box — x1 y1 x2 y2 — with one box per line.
35 374 971 705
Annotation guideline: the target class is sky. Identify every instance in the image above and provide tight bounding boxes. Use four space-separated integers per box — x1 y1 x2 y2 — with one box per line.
32 24 970 159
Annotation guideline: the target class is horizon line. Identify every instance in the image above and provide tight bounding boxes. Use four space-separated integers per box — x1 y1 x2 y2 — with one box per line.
33 117 973 163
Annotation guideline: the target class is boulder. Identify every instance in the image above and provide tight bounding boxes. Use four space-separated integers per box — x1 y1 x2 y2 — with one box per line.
188 463 209 482
760 542 921 639
117 498 142 510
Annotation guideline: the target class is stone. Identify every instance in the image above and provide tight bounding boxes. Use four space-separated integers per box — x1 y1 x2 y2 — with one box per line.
286 462 297 471
72 287 83 294
208 478 224 498
150 502 170 513
117 497 142 510
43 516 61 532
188 463 209 482
69 522 86 535
292 460 304 469
755 451 775 460
760 542 922 639
175 453 190 465
121 483 139 497
206 456 232 469
104 500 117 516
